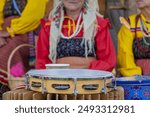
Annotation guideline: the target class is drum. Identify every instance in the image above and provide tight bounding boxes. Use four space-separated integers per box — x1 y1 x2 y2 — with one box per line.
3 87 124 100
25 69 114 95
114 75 150 100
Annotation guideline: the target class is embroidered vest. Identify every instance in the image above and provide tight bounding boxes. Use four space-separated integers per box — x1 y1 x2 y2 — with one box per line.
56 38 95 59
132 15 150 59
4 0 27 18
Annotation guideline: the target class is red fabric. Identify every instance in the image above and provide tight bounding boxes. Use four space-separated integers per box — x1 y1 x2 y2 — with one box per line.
36 19 52 69
36 16 116 71
136 59 150 75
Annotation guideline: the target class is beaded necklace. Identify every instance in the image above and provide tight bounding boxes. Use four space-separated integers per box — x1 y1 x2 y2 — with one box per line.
60 12 83 39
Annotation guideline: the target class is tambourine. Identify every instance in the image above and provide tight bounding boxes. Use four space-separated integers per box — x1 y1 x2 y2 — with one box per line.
26 69 114 95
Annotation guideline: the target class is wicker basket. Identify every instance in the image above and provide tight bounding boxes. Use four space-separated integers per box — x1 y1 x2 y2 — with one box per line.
0 44 35 90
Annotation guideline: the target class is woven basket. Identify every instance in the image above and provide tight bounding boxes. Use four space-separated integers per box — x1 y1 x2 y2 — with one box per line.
0 44 35 90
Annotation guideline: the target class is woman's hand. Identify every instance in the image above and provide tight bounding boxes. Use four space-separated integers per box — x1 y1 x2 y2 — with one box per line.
0 37 7 47
0 31 9 38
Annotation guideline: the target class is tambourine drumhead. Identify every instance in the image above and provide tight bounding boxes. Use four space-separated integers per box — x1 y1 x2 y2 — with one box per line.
26 69 114 79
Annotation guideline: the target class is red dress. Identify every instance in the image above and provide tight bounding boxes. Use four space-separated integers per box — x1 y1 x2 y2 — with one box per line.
36 16 116 72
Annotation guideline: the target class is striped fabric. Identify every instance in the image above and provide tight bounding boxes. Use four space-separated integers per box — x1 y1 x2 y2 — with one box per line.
130 27 141 32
